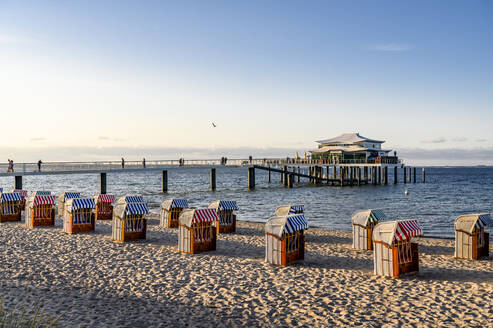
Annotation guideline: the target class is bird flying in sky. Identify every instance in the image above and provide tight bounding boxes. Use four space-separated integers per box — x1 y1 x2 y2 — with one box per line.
212 122 217 127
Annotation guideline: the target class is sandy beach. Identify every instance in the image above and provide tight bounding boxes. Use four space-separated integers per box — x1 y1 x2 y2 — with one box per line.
0 215 492 327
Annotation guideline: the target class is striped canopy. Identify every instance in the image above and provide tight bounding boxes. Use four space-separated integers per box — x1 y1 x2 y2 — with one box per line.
161 198 189 211
208 200 238 211
66 198 96 211
352 209 386 226
118 195 144 204
10 189 28 198
125 203 149 215
455 213 493 234
96 194 115 203
0 193 22 202
274 205 304 217
373 220 423 246
265 214 308 238
179 208 219 227
33 195 56 206
62 192 81 200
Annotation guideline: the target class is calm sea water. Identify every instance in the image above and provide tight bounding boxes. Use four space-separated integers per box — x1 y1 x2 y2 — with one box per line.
1 166 492 238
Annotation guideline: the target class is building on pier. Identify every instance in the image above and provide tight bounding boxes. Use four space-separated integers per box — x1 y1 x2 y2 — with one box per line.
309 133 398 164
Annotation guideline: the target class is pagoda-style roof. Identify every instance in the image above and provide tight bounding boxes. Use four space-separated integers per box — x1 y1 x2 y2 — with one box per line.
310 145 391 154
316 133 384 145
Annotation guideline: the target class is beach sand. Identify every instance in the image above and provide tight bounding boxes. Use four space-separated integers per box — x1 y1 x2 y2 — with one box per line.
0 215 492 327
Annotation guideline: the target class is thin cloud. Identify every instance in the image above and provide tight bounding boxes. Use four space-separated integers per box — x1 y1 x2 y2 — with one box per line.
30 137 46 142
0 33 32 44
452 137 467 142
367 43 414 52
399 147 493 161
476 139 487 142
98 136 125 142
421 137 446 144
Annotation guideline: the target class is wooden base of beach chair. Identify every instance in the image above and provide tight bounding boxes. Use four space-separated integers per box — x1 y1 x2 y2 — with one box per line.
95 211 112 220
0 213 21 223
29 217 55 227
116 230 146 242
66 214 95 234
217 223 236 234
393 242 419 277
189 239 217 254
167 218 179 228
217 215 236 234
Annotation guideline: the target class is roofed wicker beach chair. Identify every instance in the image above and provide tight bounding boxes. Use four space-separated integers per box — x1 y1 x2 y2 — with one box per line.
265 214 308 266
25 192 56 228
0 192 23 222
352 209 386 250
178 209 219 254
63 198 96 234
454 213 492 260
372 220 423 277
208 200 238 233
160 198 189 228
93 194 115 220
112 197 149 242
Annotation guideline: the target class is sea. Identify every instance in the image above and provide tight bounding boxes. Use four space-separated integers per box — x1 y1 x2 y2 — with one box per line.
1 166 492 238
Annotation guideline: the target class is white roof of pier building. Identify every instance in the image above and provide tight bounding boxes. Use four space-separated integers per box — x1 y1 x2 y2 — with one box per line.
316 133 384 145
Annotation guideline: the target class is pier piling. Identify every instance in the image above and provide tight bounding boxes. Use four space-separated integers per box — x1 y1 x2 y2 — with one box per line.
288 173 294 188
248 167 255 189
298 167 300 183
161 170 168 193
282 165 288 187
403 167 407 184
408 167 412 183
210 168 216 191
100 172 107 194
384 167 388 185
394 166 398 184
413 167 416 183
14 175 22 190
268 166 271 183
422 168 426 183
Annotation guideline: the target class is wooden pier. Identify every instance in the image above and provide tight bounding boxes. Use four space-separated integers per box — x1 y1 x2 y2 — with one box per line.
0 158 426 193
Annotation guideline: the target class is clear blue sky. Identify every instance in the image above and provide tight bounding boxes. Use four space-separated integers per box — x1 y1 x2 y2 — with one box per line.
1 1 492 164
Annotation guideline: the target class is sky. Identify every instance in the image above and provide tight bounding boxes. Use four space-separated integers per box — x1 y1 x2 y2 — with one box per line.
0 1 492 165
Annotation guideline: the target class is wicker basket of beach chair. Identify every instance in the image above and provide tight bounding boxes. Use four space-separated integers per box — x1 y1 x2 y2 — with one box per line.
63 198 96 234
208 200 238 234
0 192 22 222
25 192 56 228
352 209 386 250
58 192 80 217
160 198 189 228
178 209 219 254
112 197 149 242
454 213 492 260
265 214 308 266
94 194 115 220
372 219 423 278
10 189 28 211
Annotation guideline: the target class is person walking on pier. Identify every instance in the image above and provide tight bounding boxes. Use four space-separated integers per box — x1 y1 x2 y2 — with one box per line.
37 160 42 172
142 158 146 168
7 159 14 172
121 157 125 169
